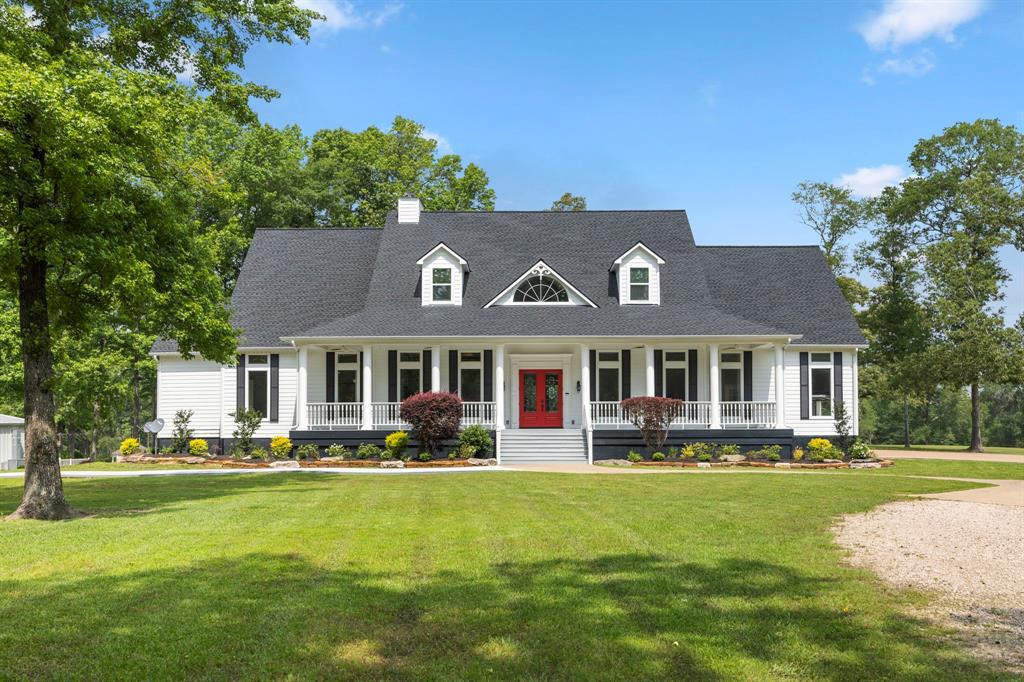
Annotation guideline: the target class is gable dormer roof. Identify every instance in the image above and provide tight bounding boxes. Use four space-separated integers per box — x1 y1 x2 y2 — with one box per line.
416 241 469 270
610 241 666 269
484 259 598 308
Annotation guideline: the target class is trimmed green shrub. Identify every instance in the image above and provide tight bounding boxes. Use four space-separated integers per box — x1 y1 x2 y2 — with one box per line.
651 452 665 461
356 443 381 460
666 447 679 460
418 452 433 462
270 436 293 459
384 431 409 459
449 443 477 460
849 441 873 459
627 451 643 463
295 443 319 460
759 444 782 461
250 446 269 461
325 443 349 459
718 444 741 457
457 425 493 456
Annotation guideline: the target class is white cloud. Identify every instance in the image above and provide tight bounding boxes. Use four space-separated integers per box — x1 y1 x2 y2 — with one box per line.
835 164 908 198
859 0 985 50
878 51 935 76
421 130 452 154
295 0 403 32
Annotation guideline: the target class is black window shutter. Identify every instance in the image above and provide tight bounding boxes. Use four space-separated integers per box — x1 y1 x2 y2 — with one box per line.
799 352 809 420
833 352 843 407
269 354 280 422
449 350 459 393
743 351 753 402
483 350 493 401
422 349 431 392
325 352 335 403
687 349 698 401
588 349 597 401
654 350 663 396
620 349 631 399
387 350 398 402
235 354 246 412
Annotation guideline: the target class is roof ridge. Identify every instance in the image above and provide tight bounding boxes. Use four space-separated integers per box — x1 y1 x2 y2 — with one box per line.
698 244 821 249
252 227 384 232
413 209 690 214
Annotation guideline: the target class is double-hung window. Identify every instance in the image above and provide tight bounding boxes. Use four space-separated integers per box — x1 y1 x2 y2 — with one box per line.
459 351 483 402
398 351 422 400
663 351 688 400
432 268 452 302
246 354 270 418
336 353 360 403
596 351 620 402
810 352 833 417
629 267 649 302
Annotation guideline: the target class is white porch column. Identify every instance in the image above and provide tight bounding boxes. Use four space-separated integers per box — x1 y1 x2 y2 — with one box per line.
297 346 309 430
494 345 505 430
709 343 721 428
430 344 441 392
644 344 656 396
774 343 786 428
361 345 372 430
852 348 859 436
580 344 591 425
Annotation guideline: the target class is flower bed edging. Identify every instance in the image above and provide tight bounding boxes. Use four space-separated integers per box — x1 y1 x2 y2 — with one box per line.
629 459 893 469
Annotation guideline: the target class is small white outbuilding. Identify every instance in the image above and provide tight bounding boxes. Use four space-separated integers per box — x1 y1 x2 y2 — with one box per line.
0 414 25 471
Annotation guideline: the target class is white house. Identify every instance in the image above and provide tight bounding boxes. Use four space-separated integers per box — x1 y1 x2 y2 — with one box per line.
152 198 865 462
0 414 25 471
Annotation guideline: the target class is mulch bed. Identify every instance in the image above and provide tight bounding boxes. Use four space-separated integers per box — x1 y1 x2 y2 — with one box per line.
217 458 475 469
631 459 893 469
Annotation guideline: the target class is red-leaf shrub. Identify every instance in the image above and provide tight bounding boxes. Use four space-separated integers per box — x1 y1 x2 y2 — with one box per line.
620 397 684 452
399 392 463 455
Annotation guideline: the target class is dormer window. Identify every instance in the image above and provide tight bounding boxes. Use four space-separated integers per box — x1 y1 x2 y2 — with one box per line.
432 267 452 302
513 275 569 303
629 267 649 301
485 260 597 307
611 242 665 305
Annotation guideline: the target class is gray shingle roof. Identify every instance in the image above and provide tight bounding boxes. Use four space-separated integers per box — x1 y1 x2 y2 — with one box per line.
154 210 865 351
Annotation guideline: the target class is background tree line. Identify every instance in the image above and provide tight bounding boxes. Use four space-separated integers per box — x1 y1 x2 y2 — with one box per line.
793 118 1024 451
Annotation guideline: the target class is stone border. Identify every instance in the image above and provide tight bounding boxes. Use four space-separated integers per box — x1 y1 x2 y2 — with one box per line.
624 459 893 470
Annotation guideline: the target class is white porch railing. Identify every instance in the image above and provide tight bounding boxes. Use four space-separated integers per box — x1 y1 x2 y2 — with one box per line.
371 402 408 430
590 400 774 429
461 402 496 427
307 402 362 428
720 401 776 427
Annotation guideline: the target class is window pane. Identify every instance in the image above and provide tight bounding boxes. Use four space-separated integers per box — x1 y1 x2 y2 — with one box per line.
598 367 619 401
433 285 452 301
545 373 559 412
399 369 420 400
630 284 649 301
337 353 358 364
666 368 686 399
399 352 420 362
721 368 741 401
721 352 741 363
248 354 268 365
523 374 536 412
665 351 687 362
337 370 358 402
812 397 832 417
811 367 831 397
248 370 268 416
461 351 481 362
630 267 649 283
811 352 831 363
432 268 451 283
598 351 618 362
460 368 481 402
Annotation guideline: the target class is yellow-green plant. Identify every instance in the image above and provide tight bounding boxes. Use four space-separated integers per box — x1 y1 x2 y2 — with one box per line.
188 438 209 456
119 437 141 457
807 438 835 462
270 436 293 459
793 447 805 461
385 431 409 458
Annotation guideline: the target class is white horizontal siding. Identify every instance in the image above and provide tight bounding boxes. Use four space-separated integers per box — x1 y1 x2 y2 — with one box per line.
752 349 773 402
156 357 223 437
420 250 463 306
784 348 856 436
617 249 661 305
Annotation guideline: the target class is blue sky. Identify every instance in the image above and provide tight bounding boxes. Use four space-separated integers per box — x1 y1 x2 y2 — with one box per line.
243 0 1023 320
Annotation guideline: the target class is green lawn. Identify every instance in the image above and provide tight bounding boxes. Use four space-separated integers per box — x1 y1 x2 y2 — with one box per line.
871 443 1024 456
848 458 1024 480
0 471 1013 680
64 461 227 471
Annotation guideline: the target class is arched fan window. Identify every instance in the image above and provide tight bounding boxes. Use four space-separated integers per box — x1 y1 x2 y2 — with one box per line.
513 275 569 303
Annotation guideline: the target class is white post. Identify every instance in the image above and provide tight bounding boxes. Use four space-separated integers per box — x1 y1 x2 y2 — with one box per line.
852 348 859 436
494 345 505 431
644 344 656 396
709 343 721 428
431 344 441 392
774 343 785 428
361 345 372 430
580 344 591 426
297 346 309 430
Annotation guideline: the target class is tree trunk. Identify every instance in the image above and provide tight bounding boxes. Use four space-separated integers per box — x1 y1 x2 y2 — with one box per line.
902 397 911 449
131 367 142 439
7 248 80 520
968 383 983 453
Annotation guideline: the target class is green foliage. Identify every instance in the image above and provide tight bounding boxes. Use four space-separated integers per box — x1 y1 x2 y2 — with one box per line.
548 193 587 211
759 445 782 462
231 409 263 455
355 443 381 460
384 431 409 459
666 447 679 460
171 410 195 453
807 438 838 463
295 444 319 461
448 443 477 460
626 451 643 463
848 441 873 459
249 446 269 462
325 443 349 459
188 439 208 456
793 447 805 462
791 182 866 278
718 444 741 457
119 438 141 457
833 402 853 455
457 425 493 456
417 452 433 462
651 452 665 461
270 436 293 460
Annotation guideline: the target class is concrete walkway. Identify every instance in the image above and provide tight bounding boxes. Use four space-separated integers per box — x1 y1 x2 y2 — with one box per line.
915 477 1024 508
873 448 1024 464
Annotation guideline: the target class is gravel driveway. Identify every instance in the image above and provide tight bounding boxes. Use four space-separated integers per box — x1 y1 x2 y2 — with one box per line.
835 499 1024 672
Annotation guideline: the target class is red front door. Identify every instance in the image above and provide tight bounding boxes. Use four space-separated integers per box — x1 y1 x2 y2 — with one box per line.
519 369 563 428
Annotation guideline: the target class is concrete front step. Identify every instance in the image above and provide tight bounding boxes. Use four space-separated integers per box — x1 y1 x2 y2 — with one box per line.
499 429 588 463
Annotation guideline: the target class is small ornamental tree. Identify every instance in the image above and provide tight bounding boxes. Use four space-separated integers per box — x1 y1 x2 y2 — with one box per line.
399 392 462 455
231 408 263 456
620 397 683 452
171 410 195 453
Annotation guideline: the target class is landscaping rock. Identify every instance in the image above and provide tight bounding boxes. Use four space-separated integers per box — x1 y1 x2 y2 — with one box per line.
320 456 345 463
467 457 498 466
721 454 747 462
697 462 711 468
269 460 300 469
824 458 843 464
181 456 207 465
380 460 404 469
850 458 879 464
601 459 633 467
774 462 792 469
850 461 882 469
